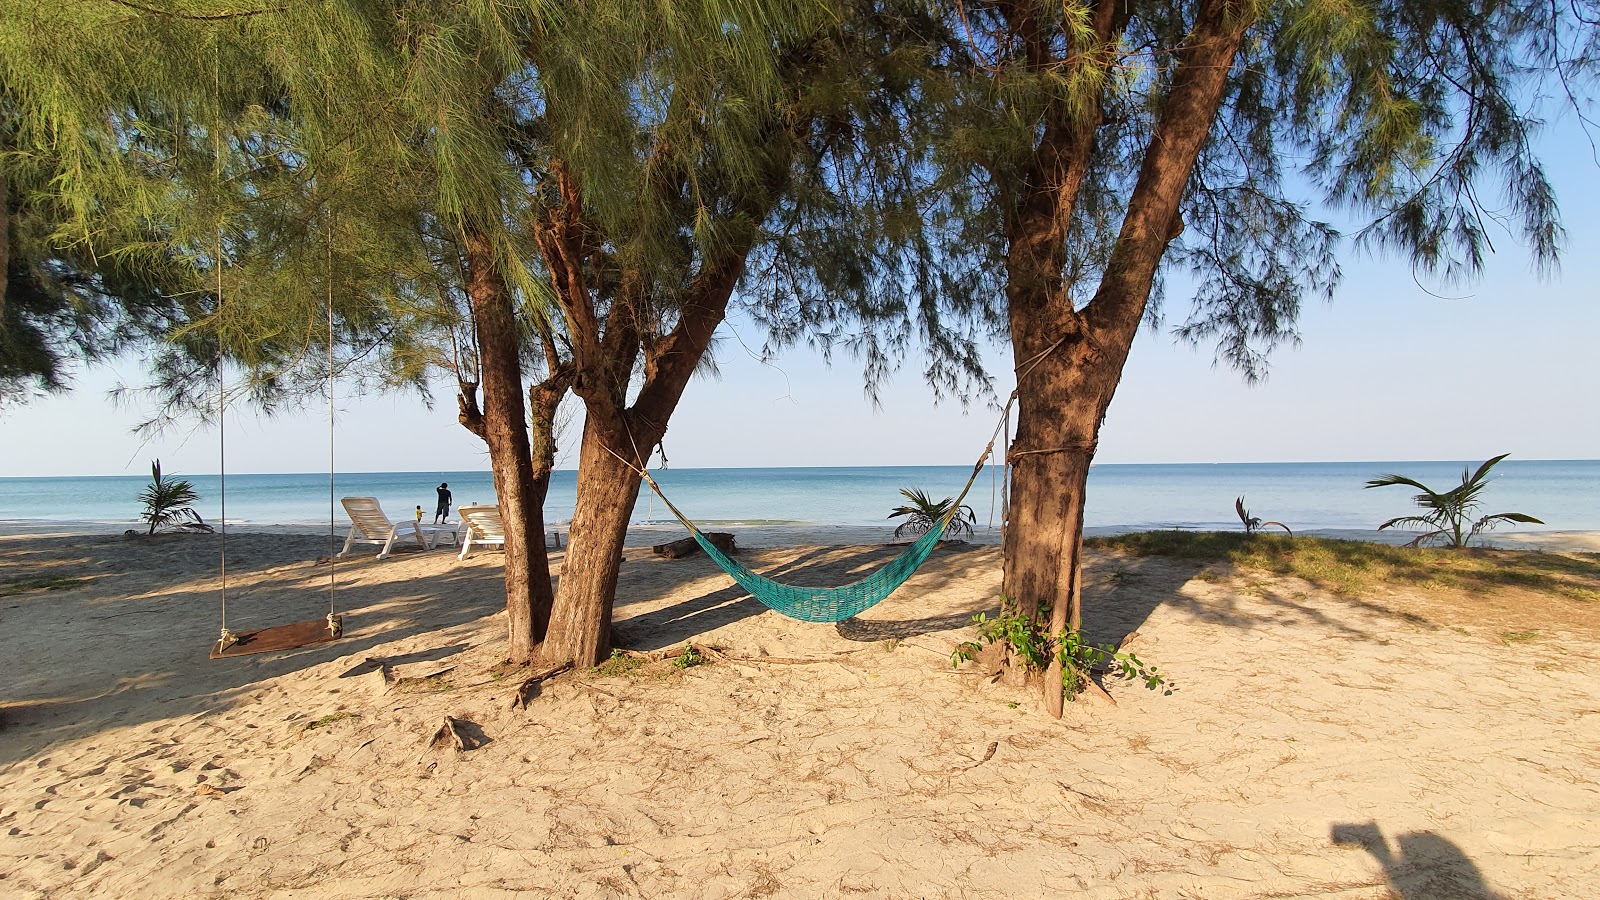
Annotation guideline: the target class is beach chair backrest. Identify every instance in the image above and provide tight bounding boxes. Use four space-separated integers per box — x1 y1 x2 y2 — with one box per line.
457 505 505 539
341 497 397 539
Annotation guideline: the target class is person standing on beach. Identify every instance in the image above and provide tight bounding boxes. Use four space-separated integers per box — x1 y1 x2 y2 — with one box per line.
434 483 452 524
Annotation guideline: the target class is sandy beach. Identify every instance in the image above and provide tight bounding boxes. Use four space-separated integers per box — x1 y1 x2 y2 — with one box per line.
2 523 1597 898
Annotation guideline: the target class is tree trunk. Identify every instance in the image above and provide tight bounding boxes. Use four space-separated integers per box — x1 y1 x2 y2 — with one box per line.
1002 338 1103 717
1002 1 1255 715
540 410 650 666
464 228 554 664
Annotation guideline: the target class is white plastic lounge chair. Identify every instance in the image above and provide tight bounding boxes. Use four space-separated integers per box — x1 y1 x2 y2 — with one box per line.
335 497 425 560
457 505 507 560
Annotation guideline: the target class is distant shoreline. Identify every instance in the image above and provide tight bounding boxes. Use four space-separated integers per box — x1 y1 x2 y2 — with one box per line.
4 520 1596 554
5 457 1599 479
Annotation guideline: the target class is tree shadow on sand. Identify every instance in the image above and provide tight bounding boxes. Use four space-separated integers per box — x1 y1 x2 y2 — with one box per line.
0 532 511 766
616 542 1229 653
613 545 899 651
1332 821 1505 899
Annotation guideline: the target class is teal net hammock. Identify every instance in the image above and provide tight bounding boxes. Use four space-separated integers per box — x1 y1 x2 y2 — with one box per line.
629 391 1013 623
680 515 954 622
641 461 982 623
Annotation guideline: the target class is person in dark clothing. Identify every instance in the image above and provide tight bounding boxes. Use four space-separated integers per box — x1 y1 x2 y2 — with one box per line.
434 482 453 523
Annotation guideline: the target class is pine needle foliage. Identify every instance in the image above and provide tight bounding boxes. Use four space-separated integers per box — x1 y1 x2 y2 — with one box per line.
741 1 1598 388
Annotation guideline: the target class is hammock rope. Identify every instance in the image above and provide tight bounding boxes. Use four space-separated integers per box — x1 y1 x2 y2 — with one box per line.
627 390 1018 623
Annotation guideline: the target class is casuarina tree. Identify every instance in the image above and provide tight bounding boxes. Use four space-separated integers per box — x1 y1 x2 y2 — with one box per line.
753 0 1595 714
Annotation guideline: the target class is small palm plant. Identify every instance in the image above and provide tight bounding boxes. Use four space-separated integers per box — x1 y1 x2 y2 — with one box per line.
888 487 976 541
1364 453 1542 549
1235 496 1293 536
138 459 212 534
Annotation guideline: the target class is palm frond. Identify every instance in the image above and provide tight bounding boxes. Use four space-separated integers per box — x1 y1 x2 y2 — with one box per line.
1364 473 1434 493
1468 453 1512 487
1376 515 1436 532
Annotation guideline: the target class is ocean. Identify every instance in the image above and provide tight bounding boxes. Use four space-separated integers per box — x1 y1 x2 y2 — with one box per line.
1 459 1595 534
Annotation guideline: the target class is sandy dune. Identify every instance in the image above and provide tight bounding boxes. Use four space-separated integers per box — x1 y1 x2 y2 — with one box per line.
2 526 1597 898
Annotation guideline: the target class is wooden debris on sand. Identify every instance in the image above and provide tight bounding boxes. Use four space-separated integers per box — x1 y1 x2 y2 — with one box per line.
652 532 736 559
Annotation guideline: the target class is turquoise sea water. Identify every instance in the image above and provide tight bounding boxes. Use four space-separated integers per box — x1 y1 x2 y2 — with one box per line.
1 459 1595 533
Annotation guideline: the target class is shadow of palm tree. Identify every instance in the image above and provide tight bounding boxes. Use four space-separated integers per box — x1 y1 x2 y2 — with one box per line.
1332 821 1504 899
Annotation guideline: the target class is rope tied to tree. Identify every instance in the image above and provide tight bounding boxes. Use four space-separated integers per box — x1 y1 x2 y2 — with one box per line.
1007 440 1099 461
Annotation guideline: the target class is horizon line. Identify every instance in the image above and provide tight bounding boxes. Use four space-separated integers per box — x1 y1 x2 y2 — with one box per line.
3 457 1595 479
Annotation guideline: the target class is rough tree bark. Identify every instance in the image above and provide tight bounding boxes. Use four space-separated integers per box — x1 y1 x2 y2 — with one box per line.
462 226 556 664
999 0 1256 716
541 253 749 666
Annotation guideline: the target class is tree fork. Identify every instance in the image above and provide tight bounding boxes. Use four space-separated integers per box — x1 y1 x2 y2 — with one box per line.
1004 1 1257 716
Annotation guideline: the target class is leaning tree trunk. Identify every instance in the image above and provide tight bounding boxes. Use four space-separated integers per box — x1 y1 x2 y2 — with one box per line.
540 411 651 666
1001 320 1109 716
464 228 555 664
539 255 747 668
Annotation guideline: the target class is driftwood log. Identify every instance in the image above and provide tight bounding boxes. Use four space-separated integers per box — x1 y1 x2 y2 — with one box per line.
652 532 736 559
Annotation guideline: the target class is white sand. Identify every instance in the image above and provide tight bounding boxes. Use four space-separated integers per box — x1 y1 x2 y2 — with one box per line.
2 524 1597 898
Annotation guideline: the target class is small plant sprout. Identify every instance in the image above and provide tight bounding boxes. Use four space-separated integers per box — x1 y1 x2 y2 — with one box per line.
138 459 213 535
1365 454 1543 549
671 643 704 669
1235 497 1292 536
888 488 976 541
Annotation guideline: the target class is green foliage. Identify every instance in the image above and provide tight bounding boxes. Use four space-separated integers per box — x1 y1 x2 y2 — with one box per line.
1365 454 1544 549
671 643 705 670
1235 497 1292 536
137 459 210 535
888 487 975 540
952 597 1165 700
594 648 649 678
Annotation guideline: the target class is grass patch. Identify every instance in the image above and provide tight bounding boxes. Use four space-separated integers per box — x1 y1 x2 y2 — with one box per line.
593 649 650 678
1500 630 1540 645
305 711 358 730
392 675 454 694
0 575 92 597
1087 531 1600 600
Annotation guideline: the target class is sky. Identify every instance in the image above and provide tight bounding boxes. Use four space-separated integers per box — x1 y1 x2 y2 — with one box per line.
3 128 1598 478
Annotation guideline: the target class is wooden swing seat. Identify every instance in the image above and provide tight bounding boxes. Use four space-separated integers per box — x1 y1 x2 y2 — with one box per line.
209 617 342 659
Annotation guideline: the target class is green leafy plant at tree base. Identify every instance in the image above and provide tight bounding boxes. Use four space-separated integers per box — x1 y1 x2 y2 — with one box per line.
889 487 976 540
951 597 1165 700
594 648 649 678
1364 454 1543 549
138 459 213 535
671 643 704 669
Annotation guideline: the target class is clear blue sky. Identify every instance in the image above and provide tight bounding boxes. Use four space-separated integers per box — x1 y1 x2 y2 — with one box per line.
4 123 1597 478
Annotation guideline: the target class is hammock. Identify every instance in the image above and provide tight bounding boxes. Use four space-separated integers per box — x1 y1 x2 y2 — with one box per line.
633 397 1009 623
648 487 965 622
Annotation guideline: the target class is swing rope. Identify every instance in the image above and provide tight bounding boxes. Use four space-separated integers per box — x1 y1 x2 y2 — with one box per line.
213 165 343 653
325 213 341 638
214 40 235 652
